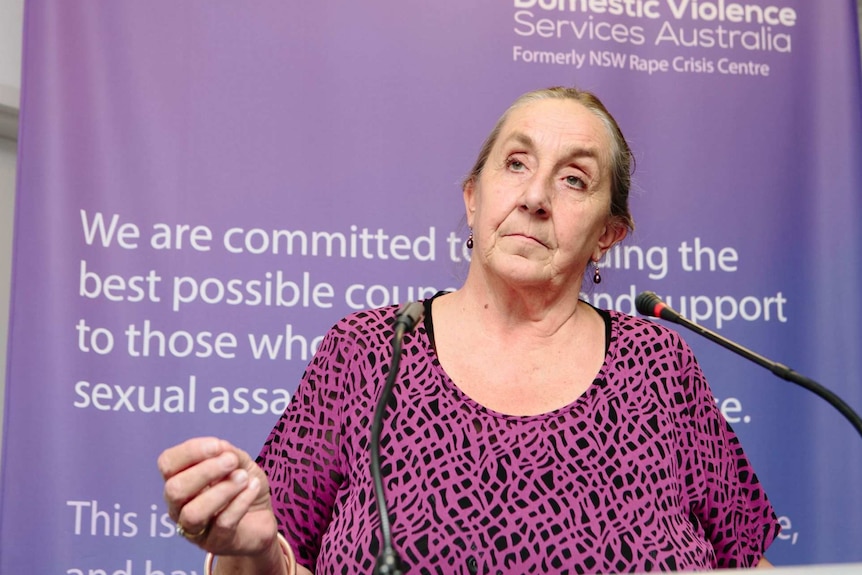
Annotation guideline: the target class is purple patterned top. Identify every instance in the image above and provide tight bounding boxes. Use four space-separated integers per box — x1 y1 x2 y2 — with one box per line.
257 301 779 574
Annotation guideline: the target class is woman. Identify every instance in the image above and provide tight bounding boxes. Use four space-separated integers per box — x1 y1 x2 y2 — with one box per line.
159 87 780 574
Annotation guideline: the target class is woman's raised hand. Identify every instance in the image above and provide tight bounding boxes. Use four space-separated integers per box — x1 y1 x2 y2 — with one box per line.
158 437 279 557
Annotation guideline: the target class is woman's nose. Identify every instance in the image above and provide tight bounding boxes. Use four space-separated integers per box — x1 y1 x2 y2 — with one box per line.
520 175 551 216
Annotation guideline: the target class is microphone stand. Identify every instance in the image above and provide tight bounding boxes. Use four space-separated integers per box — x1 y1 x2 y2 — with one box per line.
635 291 862 439
370 302 424 575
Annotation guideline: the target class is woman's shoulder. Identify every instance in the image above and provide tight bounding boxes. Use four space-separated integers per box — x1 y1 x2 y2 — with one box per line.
601 310 708 407
605 308 689 352
327 305 401 341
335 305 398 329
302 306 405 376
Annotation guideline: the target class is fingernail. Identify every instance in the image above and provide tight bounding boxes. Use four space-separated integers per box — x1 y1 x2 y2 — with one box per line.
248 477 260 492
203 439 219 457
220 451 240 469
231 469 249 485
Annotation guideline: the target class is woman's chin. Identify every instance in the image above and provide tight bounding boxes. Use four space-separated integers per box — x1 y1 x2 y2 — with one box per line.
487 259 559 289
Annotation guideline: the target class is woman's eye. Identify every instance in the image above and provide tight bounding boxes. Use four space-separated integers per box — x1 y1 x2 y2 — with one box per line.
565 175 586 189
506 157 526 172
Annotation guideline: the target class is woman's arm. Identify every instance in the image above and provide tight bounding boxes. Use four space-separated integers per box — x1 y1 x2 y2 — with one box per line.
757 556 774 568
213 538 292 575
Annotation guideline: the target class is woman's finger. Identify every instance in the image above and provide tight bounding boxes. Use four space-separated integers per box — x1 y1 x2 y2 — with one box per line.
163 450 241 517
157 437 223 479
175 467 252 537
209 474 262 533
206 475 280 556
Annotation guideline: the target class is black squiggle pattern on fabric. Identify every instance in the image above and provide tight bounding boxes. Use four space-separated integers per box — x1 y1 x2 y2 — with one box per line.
258 304 779 574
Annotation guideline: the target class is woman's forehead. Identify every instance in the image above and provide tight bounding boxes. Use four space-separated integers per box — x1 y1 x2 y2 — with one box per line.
497 99 611 153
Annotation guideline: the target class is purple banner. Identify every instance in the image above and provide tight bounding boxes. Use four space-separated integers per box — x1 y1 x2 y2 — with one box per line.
2 1 860 572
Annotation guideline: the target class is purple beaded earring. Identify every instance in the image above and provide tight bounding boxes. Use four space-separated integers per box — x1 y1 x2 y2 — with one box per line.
592 261 602 284
466 229 474 249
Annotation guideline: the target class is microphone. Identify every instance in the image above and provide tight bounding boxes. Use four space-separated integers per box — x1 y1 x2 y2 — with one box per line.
393 301 424 333
636 291 862 438
371 301 425 575
634 290 681 322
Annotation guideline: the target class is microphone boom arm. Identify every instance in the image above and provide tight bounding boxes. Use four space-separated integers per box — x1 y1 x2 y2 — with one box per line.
635 291 862 439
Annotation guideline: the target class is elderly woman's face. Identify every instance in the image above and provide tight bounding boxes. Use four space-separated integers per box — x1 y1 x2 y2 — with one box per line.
464 98 625 289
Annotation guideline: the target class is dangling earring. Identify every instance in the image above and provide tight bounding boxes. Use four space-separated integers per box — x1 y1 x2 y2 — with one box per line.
592 261 602 284
466 229 474 250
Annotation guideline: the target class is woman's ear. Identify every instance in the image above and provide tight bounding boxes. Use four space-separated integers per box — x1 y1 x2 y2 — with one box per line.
594 217 628 261
463 178 477 228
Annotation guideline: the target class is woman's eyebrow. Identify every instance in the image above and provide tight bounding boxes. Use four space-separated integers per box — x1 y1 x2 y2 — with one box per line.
499 131 535 150
560 141 601 165
502 131 601 162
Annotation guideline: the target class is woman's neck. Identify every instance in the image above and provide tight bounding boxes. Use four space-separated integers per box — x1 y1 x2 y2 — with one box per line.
451 271 590 340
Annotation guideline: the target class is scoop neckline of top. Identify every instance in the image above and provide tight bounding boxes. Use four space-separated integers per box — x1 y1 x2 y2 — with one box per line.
417 293 617 422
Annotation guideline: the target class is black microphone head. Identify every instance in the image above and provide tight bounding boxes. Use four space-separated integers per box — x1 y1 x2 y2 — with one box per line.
395 301 425 333
635 291 663 317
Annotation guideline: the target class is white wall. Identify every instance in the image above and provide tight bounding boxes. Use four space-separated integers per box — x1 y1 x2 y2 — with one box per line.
0 0 23 452
0 0 22 122
0 139 14 443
